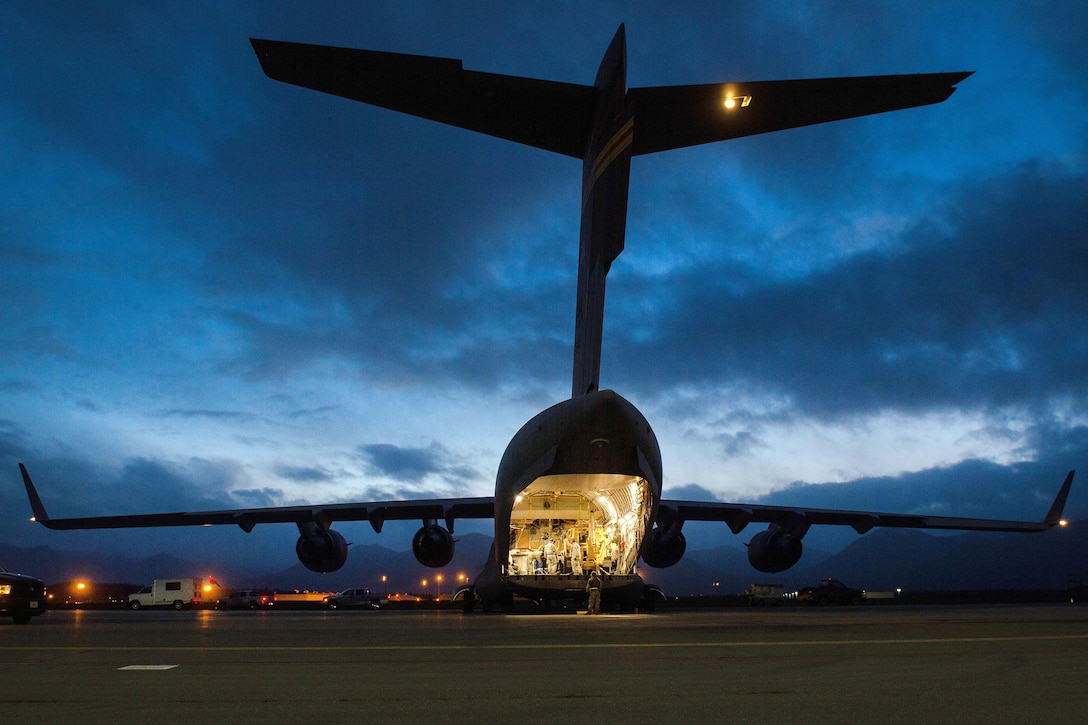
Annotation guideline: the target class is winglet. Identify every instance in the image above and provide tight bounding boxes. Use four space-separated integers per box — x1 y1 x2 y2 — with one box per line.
18 463 52 526
1044 470 1075 526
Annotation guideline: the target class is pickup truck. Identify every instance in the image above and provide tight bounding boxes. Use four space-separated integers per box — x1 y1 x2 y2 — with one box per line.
797 578 864 605
1 566 47 624
323 587 380 609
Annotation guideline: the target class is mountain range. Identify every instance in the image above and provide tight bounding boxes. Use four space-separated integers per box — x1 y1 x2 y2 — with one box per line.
3 522 1084 596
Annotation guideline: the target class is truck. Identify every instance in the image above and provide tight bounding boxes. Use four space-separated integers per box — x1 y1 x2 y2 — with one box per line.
1 566 48 624
322 587 380 609
128 578 219 610
797 578 864 606
744 583 785 605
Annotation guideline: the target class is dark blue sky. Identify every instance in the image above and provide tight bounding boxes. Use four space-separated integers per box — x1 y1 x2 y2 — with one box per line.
2 2 1086 572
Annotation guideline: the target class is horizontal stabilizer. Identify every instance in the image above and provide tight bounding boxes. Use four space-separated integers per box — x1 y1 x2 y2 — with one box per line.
629 71 973 155
250 38 595 158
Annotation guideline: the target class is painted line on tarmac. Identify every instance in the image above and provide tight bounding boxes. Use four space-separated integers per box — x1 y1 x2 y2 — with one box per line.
9 633 1088 653
117 664 178 671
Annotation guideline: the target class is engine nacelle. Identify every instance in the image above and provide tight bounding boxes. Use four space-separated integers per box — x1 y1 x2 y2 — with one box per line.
640 525 687 568
746 528 803 573
412 523 455 568
295 526 349 573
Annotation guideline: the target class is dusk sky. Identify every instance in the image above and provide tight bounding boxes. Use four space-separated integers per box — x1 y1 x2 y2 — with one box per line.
2 2 1086 572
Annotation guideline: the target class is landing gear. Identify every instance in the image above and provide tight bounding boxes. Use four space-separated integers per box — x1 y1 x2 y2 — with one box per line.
461 586 476 614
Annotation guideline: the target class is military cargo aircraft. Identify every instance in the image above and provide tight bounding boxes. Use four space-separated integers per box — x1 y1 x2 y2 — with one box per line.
20 25 1073 611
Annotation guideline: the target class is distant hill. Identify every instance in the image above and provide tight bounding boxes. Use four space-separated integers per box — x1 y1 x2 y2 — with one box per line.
4 523 1085 595
259 533 495 593
0 543 207 586
791 522 1088 592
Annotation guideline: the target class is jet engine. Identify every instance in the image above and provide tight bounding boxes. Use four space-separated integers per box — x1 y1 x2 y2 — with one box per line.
295 524 349 573
640 523 686 568
412 521 455 568
746 527 804 573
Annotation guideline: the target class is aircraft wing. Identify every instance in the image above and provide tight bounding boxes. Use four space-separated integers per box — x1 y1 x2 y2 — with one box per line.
628 71 972 156
659 470 1074 535
250 38 596 158
19 463 494 534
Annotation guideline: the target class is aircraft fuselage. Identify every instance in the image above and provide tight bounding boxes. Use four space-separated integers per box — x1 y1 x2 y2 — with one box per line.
481 390 661 604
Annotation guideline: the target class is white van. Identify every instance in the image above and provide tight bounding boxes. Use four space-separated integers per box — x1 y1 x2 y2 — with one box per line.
128 578 217 610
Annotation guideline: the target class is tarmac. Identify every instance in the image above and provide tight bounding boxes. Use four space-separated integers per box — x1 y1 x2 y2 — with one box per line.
2 603 1087 722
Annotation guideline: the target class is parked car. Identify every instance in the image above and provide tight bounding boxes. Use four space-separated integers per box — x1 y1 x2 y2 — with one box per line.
323 587 379 609
798 578 864 606
218 589 276 609
0 566 48 624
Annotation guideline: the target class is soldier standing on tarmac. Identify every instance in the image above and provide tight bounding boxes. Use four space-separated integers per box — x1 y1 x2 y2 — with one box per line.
586 570 602 614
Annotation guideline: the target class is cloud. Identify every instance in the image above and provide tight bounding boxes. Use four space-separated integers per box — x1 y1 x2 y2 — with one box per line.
357 442 481 487
273 465 334 484
662 484 721 502
612 162 1088 420
231 487 287 508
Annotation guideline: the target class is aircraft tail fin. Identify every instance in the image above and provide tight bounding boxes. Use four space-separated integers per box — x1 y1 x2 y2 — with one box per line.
250 38 596 158
1044 470 1075 526
628 71 973 156
18 463 53 527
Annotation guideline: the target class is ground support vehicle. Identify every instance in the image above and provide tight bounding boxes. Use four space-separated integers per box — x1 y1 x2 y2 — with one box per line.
744 583 785 605
218 589 276 609
798 578 864 605
323 587 380 609
128 577 217 610
0 566 47 624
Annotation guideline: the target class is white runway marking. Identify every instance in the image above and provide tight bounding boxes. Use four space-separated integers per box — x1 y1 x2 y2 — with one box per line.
117 665 179 671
